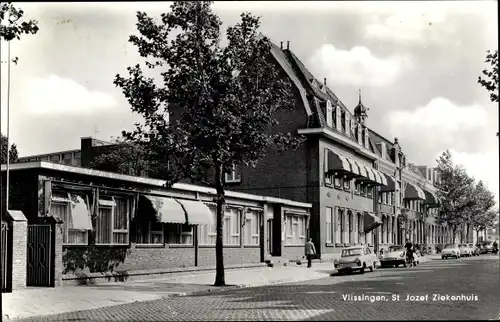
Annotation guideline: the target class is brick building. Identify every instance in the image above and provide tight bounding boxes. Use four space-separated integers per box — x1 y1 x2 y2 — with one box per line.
1 161 311 286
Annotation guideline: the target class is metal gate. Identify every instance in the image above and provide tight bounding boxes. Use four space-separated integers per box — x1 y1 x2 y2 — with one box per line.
27 225 52 286
1 222 9 292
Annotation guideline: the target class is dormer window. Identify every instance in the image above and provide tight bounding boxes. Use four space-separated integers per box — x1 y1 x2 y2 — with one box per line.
335 106 342 131
364 127 369 148
350 119 356 138
326 100 333 127
345 113 350 136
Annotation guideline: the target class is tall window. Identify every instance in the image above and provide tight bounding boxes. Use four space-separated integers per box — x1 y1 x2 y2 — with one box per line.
50 191 90 245
326 100 333 126
343 177 350 190
358 213 364 244
367 186 373 198
326 207 333 244
165 224 193 245
285 214 306 245
325 173 334 186
96 196 130 245
199 205 217 245
244 210 260 246
335 208 343 244
224 207 241 245
136 222 164 245
355 182 360 194
334 175 342 188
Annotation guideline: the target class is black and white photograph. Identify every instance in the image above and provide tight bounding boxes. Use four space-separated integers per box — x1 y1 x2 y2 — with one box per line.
1 1 499 320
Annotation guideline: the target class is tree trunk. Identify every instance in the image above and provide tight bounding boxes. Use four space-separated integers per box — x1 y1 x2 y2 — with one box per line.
214 164 226 287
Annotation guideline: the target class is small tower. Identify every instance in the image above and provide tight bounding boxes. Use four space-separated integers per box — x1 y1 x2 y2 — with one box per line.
354 89 368 125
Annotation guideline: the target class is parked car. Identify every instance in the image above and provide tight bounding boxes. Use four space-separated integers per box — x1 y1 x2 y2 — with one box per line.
380 245 406 268
481 241 495 254
468 243 480 256
334 246 378 274
458 244 472 257
441 243 461 259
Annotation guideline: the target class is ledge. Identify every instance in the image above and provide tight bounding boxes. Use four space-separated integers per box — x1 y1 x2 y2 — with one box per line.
168 244 194 249
135 244 165 248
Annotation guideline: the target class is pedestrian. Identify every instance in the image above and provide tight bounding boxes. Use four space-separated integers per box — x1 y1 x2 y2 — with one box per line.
405 239 414 267
305 238 316 268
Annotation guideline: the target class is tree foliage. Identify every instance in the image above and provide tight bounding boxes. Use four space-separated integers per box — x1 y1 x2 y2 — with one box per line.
1 133 18 163
0 2 39 64
478 49 498 104
434 150 476 238
89 139 153 176
114 1 303 286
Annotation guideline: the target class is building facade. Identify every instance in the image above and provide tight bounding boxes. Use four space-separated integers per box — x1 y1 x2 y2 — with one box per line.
1 161 311 285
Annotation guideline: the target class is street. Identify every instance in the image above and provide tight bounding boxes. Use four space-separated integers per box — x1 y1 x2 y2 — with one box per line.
16 255 500 321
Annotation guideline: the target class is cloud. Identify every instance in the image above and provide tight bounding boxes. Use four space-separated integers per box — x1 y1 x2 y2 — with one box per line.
388 97 488 132
21 74 117 115
308 44 412 87
441 149 500 205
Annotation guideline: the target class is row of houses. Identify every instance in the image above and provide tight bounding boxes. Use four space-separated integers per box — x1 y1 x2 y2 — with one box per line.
2 39 457 288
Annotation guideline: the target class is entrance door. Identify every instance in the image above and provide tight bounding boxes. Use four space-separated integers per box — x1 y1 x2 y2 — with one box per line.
27 225 52 287
267 219 273 255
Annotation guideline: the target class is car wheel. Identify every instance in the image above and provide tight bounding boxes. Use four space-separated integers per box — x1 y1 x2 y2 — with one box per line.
441 256 445 260
370 262 376 272
403 262 407 267
395 264 399 268
360 264 366 274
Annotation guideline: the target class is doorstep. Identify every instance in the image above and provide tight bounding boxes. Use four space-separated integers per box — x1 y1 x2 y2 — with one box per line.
62 262 268 286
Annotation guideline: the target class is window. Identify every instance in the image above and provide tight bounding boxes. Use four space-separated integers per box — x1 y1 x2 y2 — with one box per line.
325 173 334 186
166 224 193 245
62 153 72 165
335 106 342 131
96 196 130 245
137 222 164 244
326 207 333 244
225 163 241 182
355 182 360 194
335 208 342 244
50 191 90 245
359 184 366 196
326 100 333 127
224 207 241 246
378 193 382 203
350 119 356 137
367 186 373 198
244 210 260 246
343 177 350 190
199 205 217 245
50 154 61 163
285 214 306 245
345 113 350 136
334 176 342 188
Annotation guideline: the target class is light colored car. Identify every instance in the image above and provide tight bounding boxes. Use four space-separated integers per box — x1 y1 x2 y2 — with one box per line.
468 243 479 256
458 244 471 257
334 246 379 274
441 243 461 259
380 245 406 268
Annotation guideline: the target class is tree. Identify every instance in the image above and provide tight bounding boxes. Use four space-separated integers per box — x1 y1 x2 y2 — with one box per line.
434 150 476 243
1 2 39 64
89 139 153 176
478 50 498 105
1 133 18 163
470 209 498 240
114 1 303 286
466 181 497 240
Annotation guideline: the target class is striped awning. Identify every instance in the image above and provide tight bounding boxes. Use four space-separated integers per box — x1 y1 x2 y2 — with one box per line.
404 183 426 200
423 189 440 207
326 150 351 174
364 212 382 233
380 173 396 192
345 159 361 176
176 199 215 225
353 160 369 178
369 168 383 185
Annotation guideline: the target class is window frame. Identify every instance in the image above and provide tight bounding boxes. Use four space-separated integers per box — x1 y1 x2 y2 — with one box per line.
285 214 306 246
51 191 90 246
244 210 261 246
136 221 165 245
334 175 342 189
224 163 241 183
165 223 194 246
95 196 130 246
325 207 333 244
343 177 350 191
199 205 217 246
224 206 241 246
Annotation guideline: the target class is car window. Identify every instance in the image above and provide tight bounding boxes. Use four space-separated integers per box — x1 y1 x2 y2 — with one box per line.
388 246 404 252
444 244 457 248
459 244 467 247
365 248 371 255
342 249 363 257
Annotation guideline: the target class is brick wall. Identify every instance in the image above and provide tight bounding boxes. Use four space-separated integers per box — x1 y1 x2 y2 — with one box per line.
11 220 27 289
198 247 260 267
282 246 304 261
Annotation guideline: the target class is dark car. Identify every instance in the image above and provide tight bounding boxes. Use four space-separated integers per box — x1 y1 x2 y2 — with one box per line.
481 241 494 254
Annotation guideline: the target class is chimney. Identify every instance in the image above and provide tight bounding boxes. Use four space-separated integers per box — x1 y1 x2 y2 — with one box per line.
287 41 290 50
324 78 327 86
280 41 283 50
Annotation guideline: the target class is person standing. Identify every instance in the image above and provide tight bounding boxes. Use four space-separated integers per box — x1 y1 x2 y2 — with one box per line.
305 238 316 268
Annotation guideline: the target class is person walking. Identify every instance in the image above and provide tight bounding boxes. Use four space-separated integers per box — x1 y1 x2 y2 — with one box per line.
305 238 316 268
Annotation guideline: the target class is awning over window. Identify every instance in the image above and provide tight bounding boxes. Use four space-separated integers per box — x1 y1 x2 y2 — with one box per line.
326 150 351 174
70 195 93 230
363 211 382 233
345 159 361 176
380 173 396 192
364 167 377 182
144 195 187 224
176 199 215 226
404 183 426 200
353 161 369 178
369 169 383 185
423 189 440 207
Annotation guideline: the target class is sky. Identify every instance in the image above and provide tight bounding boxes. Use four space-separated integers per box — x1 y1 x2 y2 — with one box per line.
0 1 498 202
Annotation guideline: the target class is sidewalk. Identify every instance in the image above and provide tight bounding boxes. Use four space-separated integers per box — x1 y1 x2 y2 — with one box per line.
2 261 335 321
